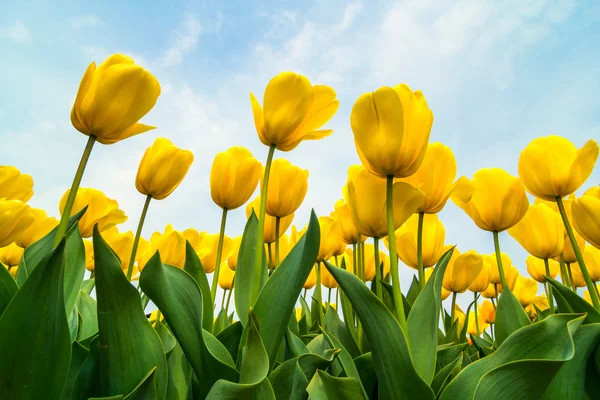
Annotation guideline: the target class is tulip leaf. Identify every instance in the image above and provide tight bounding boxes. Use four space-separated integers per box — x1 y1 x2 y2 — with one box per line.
93 228 168 399
60 340 90 400
166 343 192 400
253 210 320 366
354 352 377 399
306 369 367 400
139 251 239 398
541 323 600 399
323 260 435 400
82 278 95 294
123 368 157 400
322 328 367 398
0 262 17 316
76 290 99 341
547 277 600 323
63 224 86 329
73 336 102 399
324 303 360 358
431 352 462 395
213 308 229 336
216 320 244 363
300 295 313 328
286 328 310 358
494 287 530 346
406 275 421 305
439 314 585 399
407 248 453 384
0 239 70 399
183 241 213 333
235 212 261 326
437 343 467 372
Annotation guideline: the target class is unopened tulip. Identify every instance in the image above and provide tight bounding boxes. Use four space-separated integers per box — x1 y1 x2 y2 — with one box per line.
0 166 33 202
218 262 235 290
59 188 127 238
513 276 538 307
321 265 338 289
333 200 364 244
0 200 34 248
351 84 433 178
15 208 58 248
468 259 491 293
572 186 600 249
210 147 262 210
518 136 598 201
397 143 457 213
317 216 343 261
0 243 24 267
443 250 483 293
304 267 317 290
393 213 445 270
295 307 304 321
198 233 234 274
265 159 308 217
509 203 564 259
346 165 423 238
246 196 293 243
479 300 495 324
136 138 194 200
227 236 242 271
250 72 339 151
452 169 528 232
583 246 600 282
71 54 161 144
138 225 186 270
526 256 559 283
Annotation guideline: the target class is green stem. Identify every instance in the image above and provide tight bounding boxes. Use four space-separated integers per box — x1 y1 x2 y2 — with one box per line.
595 284 600 300
543 282 550 301
559 253 571 288
210 208 228 305
127 195 152 280
54 135 96 246
374 237 382 300
417 211 425 290
492 231 508 288
450 291 457 323
474 292 480 336
225 279 234 315
567 263 576 292
275 216 281 268
544 258 554 311
494 284 499 306
303 288 307 298
352 243 358 277
252 144 276 304
360 241 366 282
491 296 496 310
267 244 273 275
386 175 408 335
316 262 323 326
334 255 339 267
335 288 339 310
328 288 332 305
220 289 227 310
556 196 600 310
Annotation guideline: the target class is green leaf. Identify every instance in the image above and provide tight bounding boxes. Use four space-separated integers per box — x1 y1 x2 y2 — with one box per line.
253 211 320 366
123 368 157 400
322 328 367 398
93 228 167 399
406 275 421 305
547 277 600 323
494 286 531 346
81 278 95 295
306 370 367 399
407 248 453 384
0 240 71 399
323 261 434 400
183 241 213 333
155 319 177 356
76 290 99 341
60 340 90 400
436 343 467 372
216 320 244 363
63 225 86 326
440 314 585 399
235 212 261 326
541 323 600 399
430 352 462 395
165 343 191 400
73 336 102 399
323 303 360 358
285 328 310 358
0 262 17 316
139 252 238 398
214 308 229 336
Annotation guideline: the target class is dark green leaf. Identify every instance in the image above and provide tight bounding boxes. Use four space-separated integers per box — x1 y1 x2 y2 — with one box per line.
123 368 157 400
431 352 462 395
354 353 377 400
60 340 90 400
286 328 310 358
63 225 86 326
166 343 191 400
268 359 308 400
322 328 367 398
216 320 244 363
306 370 366 399
213 308 229 336
324 303 360 358
0 262 17 316
183 241 213 333
494 287 530 346
76 290 98 341
406 275 421 305
155 319 177 356
73 336 102 399
547 277 600 323
235 212 261 326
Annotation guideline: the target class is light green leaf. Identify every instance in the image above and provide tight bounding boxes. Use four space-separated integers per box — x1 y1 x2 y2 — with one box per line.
235 212 261 326
306 370 366 399
76 290 98 341
165 343 191 400
183 241 213 333
0 262 17 316
494 287 531 346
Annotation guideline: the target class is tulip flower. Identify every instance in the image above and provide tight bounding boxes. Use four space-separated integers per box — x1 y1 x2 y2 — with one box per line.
102 228 149 272
59 188 127 239
513 276 538 307
83 240 94 272
198 233 234 274
467 310 489 336
0 243 24 268
468 260 491 293
316 216 342 262
295 307 304 321
264 159 308 218
443 250 484 294
267 235 293 270
526 256 559 284
332 200 365 245
479 300 495 324
218 262 235 290
452 304 466 336
583 246 600 283
483 252 512 286
138 225 187 270
569 262 587 288
15 208 58 248
303 267 317 290
572 186 600 249
321 265 338 289
227 236 242 271
509 203 564 259
518 136 598 201
585 287 600 306
246 196 294 244
481 283 497 299
0 199 35 248
210 146 262 210
0 166 34 202
525 295 550 318
361 243 390 282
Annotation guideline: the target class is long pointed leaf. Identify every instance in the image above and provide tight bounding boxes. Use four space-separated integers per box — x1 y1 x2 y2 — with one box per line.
183 241 214 332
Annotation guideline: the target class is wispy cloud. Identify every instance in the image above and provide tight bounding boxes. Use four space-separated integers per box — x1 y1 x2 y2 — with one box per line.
161 15 202 67
337 1 363 31
1 20 31 43
68 15 102 29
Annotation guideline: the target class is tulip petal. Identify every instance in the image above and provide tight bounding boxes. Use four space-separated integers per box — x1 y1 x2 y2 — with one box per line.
566 140 599 195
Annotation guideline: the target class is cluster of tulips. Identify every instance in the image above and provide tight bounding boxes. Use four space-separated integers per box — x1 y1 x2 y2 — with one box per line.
1 53 600 400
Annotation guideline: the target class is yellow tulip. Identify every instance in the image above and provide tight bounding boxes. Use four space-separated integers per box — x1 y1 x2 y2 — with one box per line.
396 143 457 213
295 307 303 321
268 234 292 269
526 256 559 284
572 186 600 249
250 72 339 151
481 283 497 299
513 276 538 307
467 311 489 336
59 188 127 238
346 165 423 238
138 225 186 270
479 300 495 324
136 138 194 200
0 166 33 202
303 267 317 290
452 168 528 232
0 243 24 267
332 200 365 244
15 208 58 248
583 246 600 282
393 213 445 270
210 147 262 210
351 84 433 178
585 286 600 305
70 54 161 145
265 159 308 218
443 250 483 293
83 239 94 271
536 197 586 263
227 236 242 271
316 216 343 261
218 262 235 290
102 227 149 271
0 199 34 248
508 203 564 259
518 136 598 201
483 252 512 285
321 264 338 289
363 243 389 282
453 304 466 334
182 228 206 253
198 233 234 274
526 295 550 317
505 266 520 291
468 260 491 293
246 196 294 243
8 265 18 277
569 262 587 288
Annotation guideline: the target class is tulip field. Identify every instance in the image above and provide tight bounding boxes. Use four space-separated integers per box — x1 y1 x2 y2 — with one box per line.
2 53 600 400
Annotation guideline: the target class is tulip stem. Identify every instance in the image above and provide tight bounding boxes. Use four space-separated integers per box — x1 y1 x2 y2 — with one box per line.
450 291 457 323
492 231 508 288
328 288 332 305
360 241 366 282
556 196 600 310
220 289 227 310
210 208 228 305
126 194 152 281
595 284 600 299
253 145 276 304
267 244 273 275
544 258 555 311
54 135 96 247
303 288 307 298
225 278 234 315
275 217 281 268
417 211 425 290
352 243 358 277
491 296 496 310
316 262 323 326
386 175 408 336
335 288 339 311
566 263 576 292
473 292 480 336
559 253 571 289
373 237 383 300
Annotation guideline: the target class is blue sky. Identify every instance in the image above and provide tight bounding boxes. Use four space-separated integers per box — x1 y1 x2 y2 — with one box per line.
1 0 599 307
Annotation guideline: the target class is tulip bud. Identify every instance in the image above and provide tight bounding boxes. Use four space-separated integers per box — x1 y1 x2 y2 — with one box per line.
391 213 445 270
513 276 538 307
15 208 58 248
526 256 559 284
479 300 495 324
321 265 338 289
210 147 262 210
0 243 24 268
572 186 600 249
316 216 343 262
218 262 235 290
0 166 34 202
246 196 294 243
0 199 35 248
264 159 308 218
518 136 598 201
508 203 564 259
250 72 339 151
71 54 161 144
443 250 483 293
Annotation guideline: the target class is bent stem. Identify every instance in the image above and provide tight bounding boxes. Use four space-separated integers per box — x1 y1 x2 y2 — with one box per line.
374 237 382 300
252 144 276 303
544 258 554 311
54 135 96 246
127 194 152 281
556 196 600 310
492 231 508 288
417 211 425 290
386 175 408 335
210 208 228 305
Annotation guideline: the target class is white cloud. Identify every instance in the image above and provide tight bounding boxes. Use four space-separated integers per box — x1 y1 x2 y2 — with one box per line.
336 1 363 31
68 15 102 29
161 15 202 67
1 20 31 43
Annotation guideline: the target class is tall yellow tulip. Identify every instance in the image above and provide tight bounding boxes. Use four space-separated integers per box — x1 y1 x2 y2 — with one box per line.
363 243 389 282
102 228 149 271
0 243 24 267
467 310 489 336
303 267 317 290
15 208 58 248
572 186 600 249
479 300 495 324
508 203 564 259
321 265 338 289
483 252 512 285
442 250 483 293
246 196 294 243
392 213 445 270
0 199 34 248
265 159 308 218
526 256 559 283
0 166 34 202
83 239 94 272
